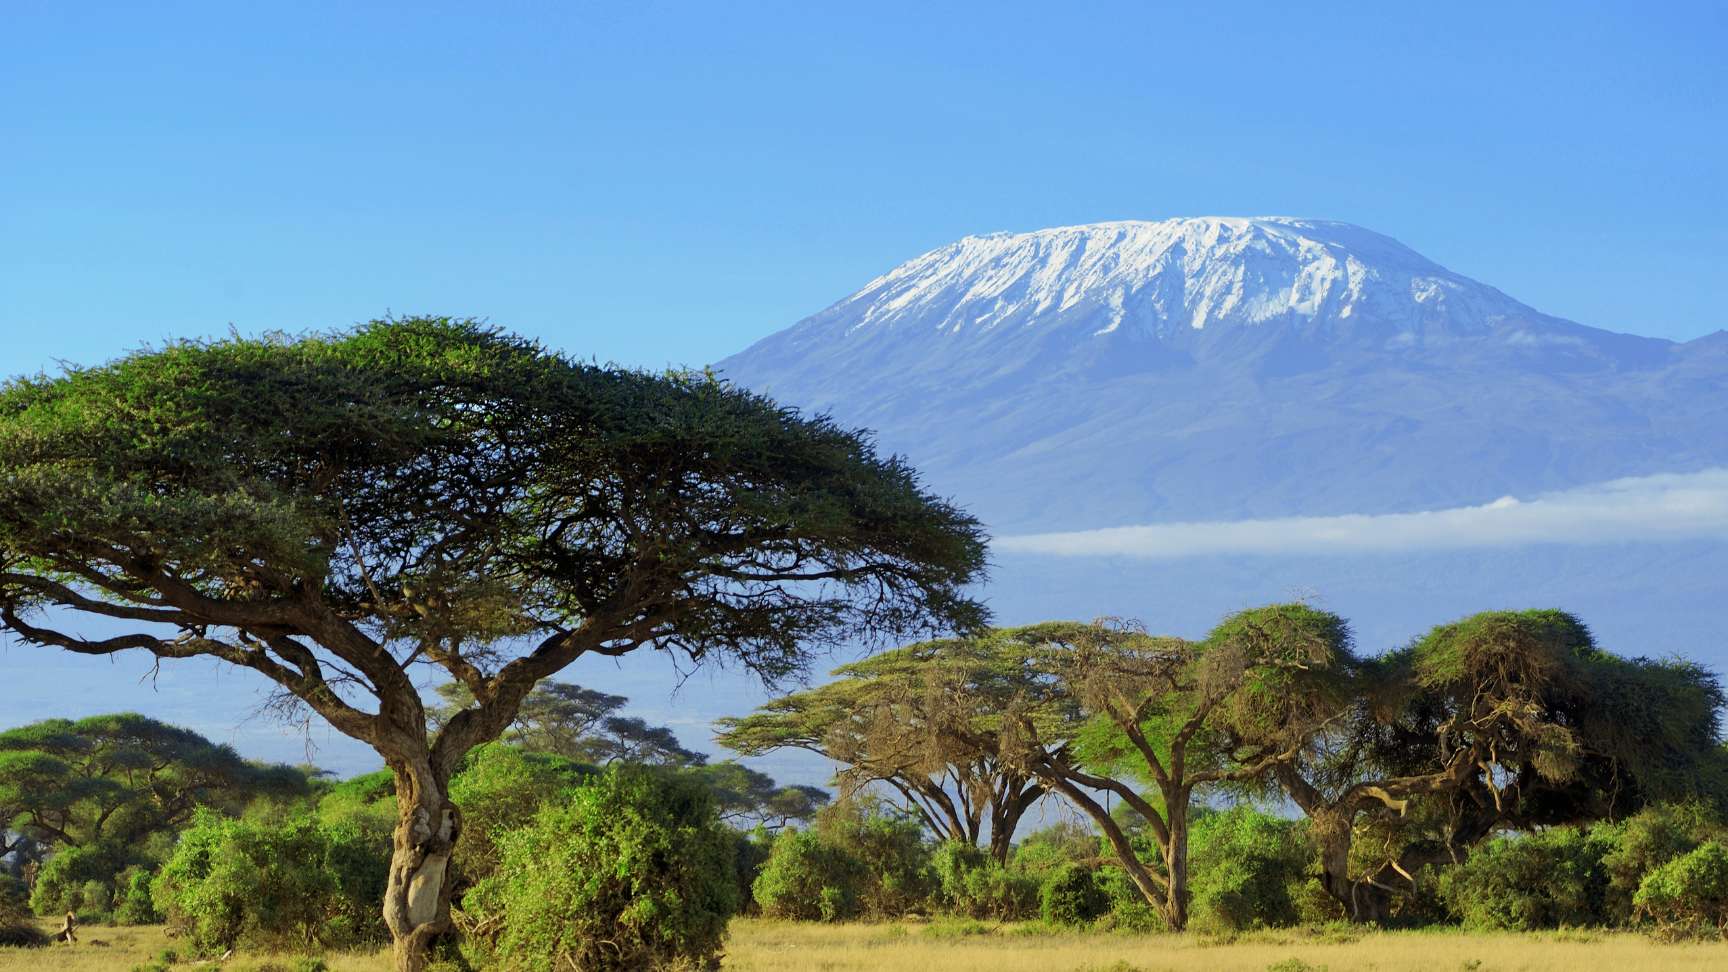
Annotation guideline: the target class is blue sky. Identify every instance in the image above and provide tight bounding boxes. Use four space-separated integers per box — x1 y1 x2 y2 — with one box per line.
2 2 1724 775
3 1 1725 381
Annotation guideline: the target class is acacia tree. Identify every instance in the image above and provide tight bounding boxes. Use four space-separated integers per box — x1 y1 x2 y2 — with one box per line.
1270 609 1728 922
0 319 987 970
681 761 829 831
0 714 302 852
716 645 1045 862
431 680 707 767
918 607 1352 930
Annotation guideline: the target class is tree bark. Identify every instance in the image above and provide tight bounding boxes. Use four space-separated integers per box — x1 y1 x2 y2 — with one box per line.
381 756 461 972
1163 793 1190 931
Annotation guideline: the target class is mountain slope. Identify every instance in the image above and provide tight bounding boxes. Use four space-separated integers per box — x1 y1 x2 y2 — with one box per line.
719 217 1728 532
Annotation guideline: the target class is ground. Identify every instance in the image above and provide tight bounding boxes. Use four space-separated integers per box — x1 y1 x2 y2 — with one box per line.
7 918 1728 971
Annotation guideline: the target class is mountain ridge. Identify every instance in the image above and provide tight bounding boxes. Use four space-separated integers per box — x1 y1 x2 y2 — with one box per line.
717 218 1728 533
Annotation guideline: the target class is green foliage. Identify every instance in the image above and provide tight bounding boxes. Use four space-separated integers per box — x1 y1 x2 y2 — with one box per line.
1011 821 1098 879
932 840 1040 920
113 866 162 925
813 799 935 918
730 828 775 914
462 764 738 971
434 681 708 768
1598 802 1725 920
0 714 305 857
682 760 829 831
28 840 135 918
753 829 868 921
1438 827 1613 930
447 742 590 886
1187 807 1313 933
151 807 388 955
1634 841 1728 937
1040 863 1109 926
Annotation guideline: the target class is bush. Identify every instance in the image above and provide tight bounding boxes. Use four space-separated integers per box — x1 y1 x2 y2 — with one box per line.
731 828 774 914
1012 821 1097 879
1438 826 1612 930
462 765 738 971
959 865 1041 920
151 808 389 954
1041 863 1109 926
932 842 1039 920
1187 807 1313 933
1634 841 1728 938
1598 802 1724 923
753 829 867 921
447 742 590 887
113 866 161 925
814 801 934 918
28 841 135 919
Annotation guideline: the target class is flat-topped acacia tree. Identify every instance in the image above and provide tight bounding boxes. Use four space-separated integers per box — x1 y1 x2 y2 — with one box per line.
0 318 988 971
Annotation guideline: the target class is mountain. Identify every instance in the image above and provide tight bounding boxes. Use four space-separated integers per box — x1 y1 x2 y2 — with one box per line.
719 218 1728 533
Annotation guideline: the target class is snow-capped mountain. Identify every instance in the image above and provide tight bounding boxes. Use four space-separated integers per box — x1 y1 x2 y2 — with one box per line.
810 217 1540 343
719 217 1727 533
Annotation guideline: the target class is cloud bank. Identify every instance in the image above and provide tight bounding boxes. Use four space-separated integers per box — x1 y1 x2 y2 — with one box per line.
996 469 1728 559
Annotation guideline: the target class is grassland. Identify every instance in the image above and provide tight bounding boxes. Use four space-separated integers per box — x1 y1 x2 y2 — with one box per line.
8 918 1728 972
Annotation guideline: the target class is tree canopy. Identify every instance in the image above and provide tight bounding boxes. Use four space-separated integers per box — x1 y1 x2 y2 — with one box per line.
717 645 1044 861
0 317 988 970
0 714 303 855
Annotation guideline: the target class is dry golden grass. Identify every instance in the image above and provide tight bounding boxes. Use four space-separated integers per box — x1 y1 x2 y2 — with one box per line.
0 918 389 971
720 918 1728 972
5 918 1728 972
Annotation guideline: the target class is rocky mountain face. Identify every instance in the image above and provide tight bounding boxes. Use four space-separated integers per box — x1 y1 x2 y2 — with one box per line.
718 217 1728 533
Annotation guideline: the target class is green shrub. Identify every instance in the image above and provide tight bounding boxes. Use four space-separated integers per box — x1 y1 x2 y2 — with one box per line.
931 840 1038 919
1437 826 1612 930
1095 863 1166 932
731 829 774 914
151 807 388 954
1633 840 1728 938
1040 863 1109 926
447 742 590 887
1188 807 1313 933
461 764 738 971
1597 802 1724 923
752 829 866 921
113 866 161 925
1012 821 1098 880
960 865 1040 920
813 799 935 918
28 841 135 919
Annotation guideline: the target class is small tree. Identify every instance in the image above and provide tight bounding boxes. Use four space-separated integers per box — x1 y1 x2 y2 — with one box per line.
433 681 706 767
0 319 987 970
718 648 1045 862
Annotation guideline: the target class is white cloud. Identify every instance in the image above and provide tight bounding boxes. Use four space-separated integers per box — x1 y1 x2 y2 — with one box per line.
996 469 1728 559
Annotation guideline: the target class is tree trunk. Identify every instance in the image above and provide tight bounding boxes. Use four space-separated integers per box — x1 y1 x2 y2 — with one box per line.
382 757 461 972
987 818 1013 864
1163 795 1190 931
1309 808 1396 924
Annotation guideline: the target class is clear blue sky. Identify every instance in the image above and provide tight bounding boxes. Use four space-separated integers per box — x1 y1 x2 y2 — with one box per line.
3 1 1724 381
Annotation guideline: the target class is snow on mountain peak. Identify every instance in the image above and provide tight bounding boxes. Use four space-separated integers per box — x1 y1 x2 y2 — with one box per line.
825 216 1533 342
